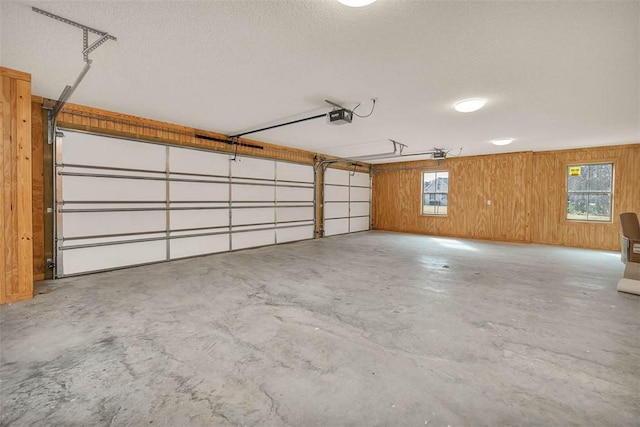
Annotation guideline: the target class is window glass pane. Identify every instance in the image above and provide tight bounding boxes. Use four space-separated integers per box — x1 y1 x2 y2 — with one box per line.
423 173 436 193
567 193 588 220
588 164 612 192
567 165 588 191
427 196 439 205
435 171 448 192
587 194 611 221
422 192 429 214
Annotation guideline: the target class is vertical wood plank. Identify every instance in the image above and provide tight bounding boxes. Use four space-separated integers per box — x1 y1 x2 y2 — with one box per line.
16 80 33 296
0 68 33 304
0 77 7 304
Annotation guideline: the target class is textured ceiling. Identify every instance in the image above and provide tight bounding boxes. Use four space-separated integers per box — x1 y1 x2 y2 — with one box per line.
1 0 638 162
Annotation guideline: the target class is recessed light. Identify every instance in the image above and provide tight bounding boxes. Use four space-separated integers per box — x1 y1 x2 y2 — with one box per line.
491 138 514 146
454 98 486 113
338 0 377 7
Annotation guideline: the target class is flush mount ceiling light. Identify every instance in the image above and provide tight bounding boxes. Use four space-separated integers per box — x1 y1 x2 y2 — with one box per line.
338 0 377 7
453 98 486 113
491 138 514 146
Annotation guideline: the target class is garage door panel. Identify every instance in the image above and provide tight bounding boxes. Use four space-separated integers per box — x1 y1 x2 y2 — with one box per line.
277 225 314 243
171 208 229 230
325 168 350 185
170 234 229 259
232 208 275 226
62 210 166 238
169 147 229 175
277 207 313 222
231 157 275 180
63 175 165 201
232 184 275 201
325 202 349 219
61 232 166 248
232 229 276 250
350 186 370 202
350 216 370 232
276 186 313 202
350 202 370 217
61 240 166 275
324 185 349 201
350 172 370 187
170 181 229 201
62 131 165 171
324 218 349 236
277 162 313 183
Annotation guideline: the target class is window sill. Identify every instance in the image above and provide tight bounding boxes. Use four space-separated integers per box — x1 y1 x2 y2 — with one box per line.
565 219 613 224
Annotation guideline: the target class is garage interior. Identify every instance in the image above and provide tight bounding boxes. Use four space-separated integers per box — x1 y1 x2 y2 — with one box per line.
1 1 639 425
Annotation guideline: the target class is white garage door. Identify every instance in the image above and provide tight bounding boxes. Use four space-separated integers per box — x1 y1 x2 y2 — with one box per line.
323 168 371 237
55 129 314 277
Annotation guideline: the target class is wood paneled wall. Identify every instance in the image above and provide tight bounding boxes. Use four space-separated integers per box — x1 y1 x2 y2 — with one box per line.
372 144 640 251
1 68 33 304
372 152 532 243
531 145 640 250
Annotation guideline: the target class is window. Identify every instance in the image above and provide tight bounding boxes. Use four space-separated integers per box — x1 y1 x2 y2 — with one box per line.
566 163 613 222
422 171 448 215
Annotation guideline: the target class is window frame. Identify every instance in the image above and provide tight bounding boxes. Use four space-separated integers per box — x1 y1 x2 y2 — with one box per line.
565 161 615 223
421 170 449 216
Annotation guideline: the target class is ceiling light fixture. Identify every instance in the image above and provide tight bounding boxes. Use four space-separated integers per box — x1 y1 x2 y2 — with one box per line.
491 138 514 146
453 98 486 113
338 0 377 7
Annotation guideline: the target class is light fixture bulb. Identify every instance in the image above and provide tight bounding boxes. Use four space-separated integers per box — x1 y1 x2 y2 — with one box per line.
338 0 377 7
453 98 486 113
491 138 514 146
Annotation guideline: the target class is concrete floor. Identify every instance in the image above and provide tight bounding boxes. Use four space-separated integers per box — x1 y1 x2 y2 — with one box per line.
1 231 639 426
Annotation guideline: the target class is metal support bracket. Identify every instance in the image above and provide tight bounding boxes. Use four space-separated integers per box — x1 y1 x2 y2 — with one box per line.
83 33 114 57
32 7 117 120
390 139 407 155
32 7 117 64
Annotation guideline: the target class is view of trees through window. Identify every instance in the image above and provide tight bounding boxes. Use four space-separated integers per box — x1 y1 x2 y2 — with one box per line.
566 163 613 222
423 171 448 215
